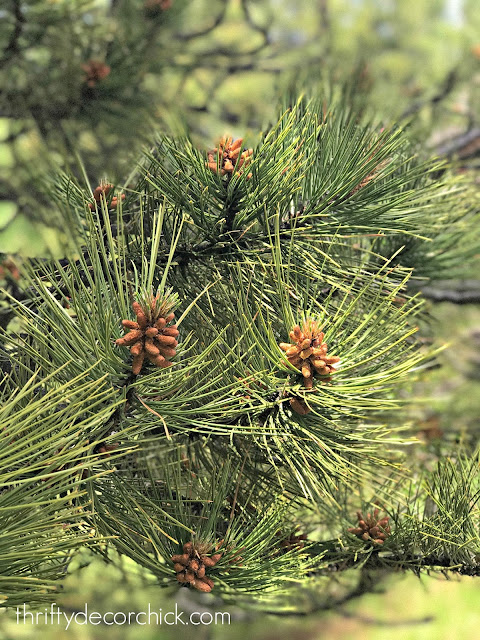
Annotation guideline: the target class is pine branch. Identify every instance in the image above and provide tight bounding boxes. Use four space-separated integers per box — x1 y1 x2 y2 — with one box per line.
399 68 458 120
420 281 480 304
0 369 134 607
175 0 228 40
3 90 479 608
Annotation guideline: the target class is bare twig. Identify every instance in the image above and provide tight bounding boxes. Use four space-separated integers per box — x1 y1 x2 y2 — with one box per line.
400 68 458 120
420 282 480 304
241 0 271 47
175 1 227 41
435 128 480 160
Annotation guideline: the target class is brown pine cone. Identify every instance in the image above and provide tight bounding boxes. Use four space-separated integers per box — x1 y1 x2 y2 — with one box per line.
206 136 253 178
94 442 120 458
348 508 391 545
280 319 340 389
288 395 311 415
82 60 110 88
88 182 125 211
171 541 222 592
116 292 179 375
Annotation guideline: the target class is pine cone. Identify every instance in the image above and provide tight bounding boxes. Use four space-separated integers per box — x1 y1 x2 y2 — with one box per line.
88 182 125 211
171 541 222 592
81 60 111 88
288 395 311 415
94 442 120 458
279 320 340 390
348 508 391 545
116 292 179 375
0 258 20 281
206 136 253 178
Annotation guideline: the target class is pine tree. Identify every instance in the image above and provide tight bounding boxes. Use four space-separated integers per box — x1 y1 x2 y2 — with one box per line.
2 0 479 260
1 92 479 614
0 0 335 257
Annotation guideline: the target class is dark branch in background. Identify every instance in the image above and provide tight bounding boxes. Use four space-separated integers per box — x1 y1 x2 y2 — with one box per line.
263 567 387 617
400 68 458 120
175 0 228 40
420 280 480 304
1 0 25 67
259 547 480 616
340 611 434 627
174 60 281 73
435 127 480 160
318 0 331 32
310 548 480 578
241 0 271 48
317 0 332 57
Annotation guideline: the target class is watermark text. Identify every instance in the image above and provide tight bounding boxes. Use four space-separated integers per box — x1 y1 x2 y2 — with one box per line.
15 603 230 629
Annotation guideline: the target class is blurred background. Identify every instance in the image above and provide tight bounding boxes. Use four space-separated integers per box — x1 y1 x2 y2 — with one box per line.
1 0 479 256
1 0 480 637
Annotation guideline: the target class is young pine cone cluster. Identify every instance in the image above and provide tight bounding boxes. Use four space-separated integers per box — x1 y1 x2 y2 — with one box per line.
88 182 125 211
279 320 340 390
171 542 222 592
116 293 179 375
82 59 111 88
348 508 391 545
207 136 253 178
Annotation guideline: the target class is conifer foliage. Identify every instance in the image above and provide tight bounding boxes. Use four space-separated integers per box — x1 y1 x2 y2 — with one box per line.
1 95 479 612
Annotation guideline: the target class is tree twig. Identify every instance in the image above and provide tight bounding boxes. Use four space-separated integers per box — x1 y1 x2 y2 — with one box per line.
1 0 25 67
420 281 480 304
400 68 458 120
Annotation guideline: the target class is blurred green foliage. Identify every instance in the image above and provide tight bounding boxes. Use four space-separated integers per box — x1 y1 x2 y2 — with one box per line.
0 545 479 639
1 0 480 255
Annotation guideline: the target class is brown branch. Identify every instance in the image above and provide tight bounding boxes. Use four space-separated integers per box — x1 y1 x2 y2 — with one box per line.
411 280 480 304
